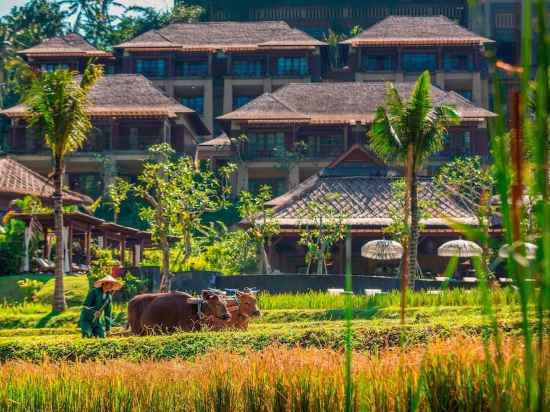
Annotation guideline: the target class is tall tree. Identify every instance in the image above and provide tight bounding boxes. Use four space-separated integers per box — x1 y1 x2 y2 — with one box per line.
25 64 103 311
369 71 459 289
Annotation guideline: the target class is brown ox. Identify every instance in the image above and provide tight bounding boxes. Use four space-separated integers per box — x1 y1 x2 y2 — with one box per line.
204 289 261 331
128 291 230 335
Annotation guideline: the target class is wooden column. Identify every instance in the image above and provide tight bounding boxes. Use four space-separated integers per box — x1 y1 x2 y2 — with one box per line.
84 227 92 266
119 236 126 266
68 224 74 270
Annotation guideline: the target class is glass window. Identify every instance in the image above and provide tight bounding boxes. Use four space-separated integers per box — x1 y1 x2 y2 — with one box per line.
247 132 285 158
249 178 287 197
301 136 344 157
362 55 396 71
276 57 308 76
233 95 255 109
233 60 265 77
40 63 69 72
180 96 204 114
444 54 473 71
403 53 437 72
135 59 166 77
175 61 208 77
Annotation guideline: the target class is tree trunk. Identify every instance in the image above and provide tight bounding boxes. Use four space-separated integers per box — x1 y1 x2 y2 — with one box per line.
159 233 171 292
316 241 326 275
400 144 414 324
408 172 419 289
52 157 66 312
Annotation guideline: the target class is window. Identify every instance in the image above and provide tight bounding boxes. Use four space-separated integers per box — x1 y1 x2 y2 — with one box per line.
135 59 166 77
403 53 437 72
247 132 285 158
233 95 255 109
495 12 516 29
444 54 473 71
249 178 287 197
180 96 204 114
457 90 473 101
40 63 69 72
276 57 308 76
175 61 208 77
362 55 396 71
233 60 265 77
302 136 344 158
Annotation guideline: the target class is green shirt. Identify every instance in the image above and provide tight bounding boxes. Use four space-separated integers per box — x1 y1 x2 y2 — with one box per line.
80 287 113 331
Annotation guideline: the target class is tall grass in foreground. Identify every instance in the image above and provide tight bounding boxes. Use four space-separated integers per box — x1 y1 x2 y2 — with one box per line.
0 339 544 412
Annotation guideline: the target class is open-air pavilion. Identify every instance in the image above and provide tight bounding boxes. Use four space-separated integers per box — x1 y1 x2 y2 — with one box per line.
12 211 159 273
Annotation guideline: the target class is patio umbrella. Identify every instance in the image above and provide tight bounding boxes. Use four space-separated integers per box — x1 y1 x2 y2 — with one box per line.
361 239 403 261
437 239 482 258
498 242 537 260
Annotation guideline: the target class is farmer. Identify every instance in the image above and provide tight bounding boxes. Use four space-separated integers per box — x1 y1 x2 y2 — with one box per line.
79 275 122 338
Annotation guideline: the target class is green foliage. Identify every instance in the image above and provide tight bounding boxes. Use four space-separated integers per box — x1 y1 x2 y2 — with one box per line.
33 275 89 306
106 176 131 223
87 247 119 286
0 219 25 276
202 229 257 275
15 278 43 302
238 186 279 273
297 194 347 274
0 275 50 303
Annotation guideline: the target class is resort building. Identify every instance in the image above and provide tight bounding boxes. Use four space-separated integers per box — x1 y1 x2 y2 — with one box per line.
18 33 116 74
1 74 208 198
208 81 494 197
342 16 493 107
113 21 326 133
261 145 485 275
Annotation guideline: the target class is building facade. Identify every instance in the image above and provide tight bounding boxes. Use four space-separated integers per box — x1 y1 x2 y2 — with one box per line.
208 82 494 197
343 16 493 108
1 74 208 199
114 21 325 134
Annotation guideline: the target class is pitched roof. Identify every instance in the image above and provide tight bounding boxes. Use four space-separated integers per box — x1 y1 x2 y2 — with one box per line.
18 33 112 57
342 16 493 46
263 146 476 230
1 75 209 134
116 21 325 51
219 82 495 124
0 158 92 206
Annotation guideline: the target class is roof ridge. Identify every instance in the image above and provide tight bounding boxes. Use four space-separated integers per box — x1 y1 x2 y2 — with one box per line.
269 91 301 113
154 29 174 44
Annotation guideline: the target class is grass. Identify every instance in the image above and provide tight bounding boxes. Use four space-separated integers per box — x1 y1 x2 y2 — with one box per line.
0 338 542 411
0 274 51 303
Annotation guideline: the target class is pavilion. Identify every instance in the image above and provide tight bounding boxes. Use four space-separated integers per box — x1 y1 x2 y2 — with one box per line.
254 145 500 275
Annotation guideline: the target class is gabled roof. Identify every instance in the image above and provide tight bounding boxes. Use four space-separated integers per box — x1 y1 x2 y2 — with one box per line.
262 146 477 231
1 75 209 134
219 82 495 125
342 16 493 46
115 21 325 51
18 33 112 58
0 158 92 206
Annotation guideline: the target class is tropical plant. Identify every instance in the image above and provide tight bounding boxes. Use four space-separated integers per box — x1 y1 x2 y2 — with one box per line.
125 144 235 291
0 218 25 276
368 70 460 316
238 186 280 274
107 176 131 223
24 63 103 311
297 194 347 274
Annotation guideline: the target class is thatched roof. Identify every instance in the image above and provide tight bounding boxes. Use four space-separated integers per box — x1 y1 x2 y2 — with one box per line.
116 21 325 51
342 16 494 46
0 158 92 206
262 146 477 232
219 82 495 125
1 75 210 135
19 33 112 57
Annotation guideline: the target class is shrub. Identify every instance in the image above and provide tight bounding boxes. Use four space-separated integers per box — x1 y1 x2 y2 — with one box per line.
0 219 25 276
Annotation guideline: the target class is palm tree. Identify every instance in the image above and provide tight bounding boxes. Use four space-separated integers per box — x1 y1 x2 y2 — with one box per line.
368 71 459 315
25 64 103 311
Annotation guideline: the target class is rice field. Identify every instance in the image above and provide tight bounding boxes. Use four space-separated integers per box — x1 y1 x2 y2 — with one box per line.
0 338 541 412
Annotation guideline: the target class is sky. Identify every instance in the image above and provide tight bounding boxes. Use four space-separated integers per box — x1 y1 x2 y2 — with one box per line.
0 0 173 19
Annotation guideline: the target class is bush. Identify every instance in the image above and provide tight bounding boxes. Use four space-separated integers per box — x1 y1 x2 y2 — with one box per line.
0 219 25 276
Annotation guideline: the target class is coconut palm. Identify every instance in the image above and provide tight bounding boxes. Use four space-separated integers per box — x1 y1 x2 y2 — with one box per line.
368 70 460 295
25 64 103 311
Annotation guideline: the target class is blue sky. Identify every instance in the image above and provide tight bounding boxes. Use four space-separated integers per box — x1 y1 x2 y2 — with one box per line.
1 0 173 19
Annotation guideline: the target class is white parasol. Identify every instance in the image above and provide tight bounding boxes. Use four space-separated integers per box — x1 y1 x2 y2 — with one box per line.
361 239 404 261
437 239 482 258
498 242 537 260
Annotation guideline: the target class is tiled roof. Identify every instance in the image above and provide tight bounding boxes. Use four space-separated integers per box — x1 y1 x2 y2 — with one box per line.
19 33 112 57
219 82 495 124
267 175 476 228
0 158 92 205
116 21 325 50
198 133 232 147
1 75 209 133
342 16 493 46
